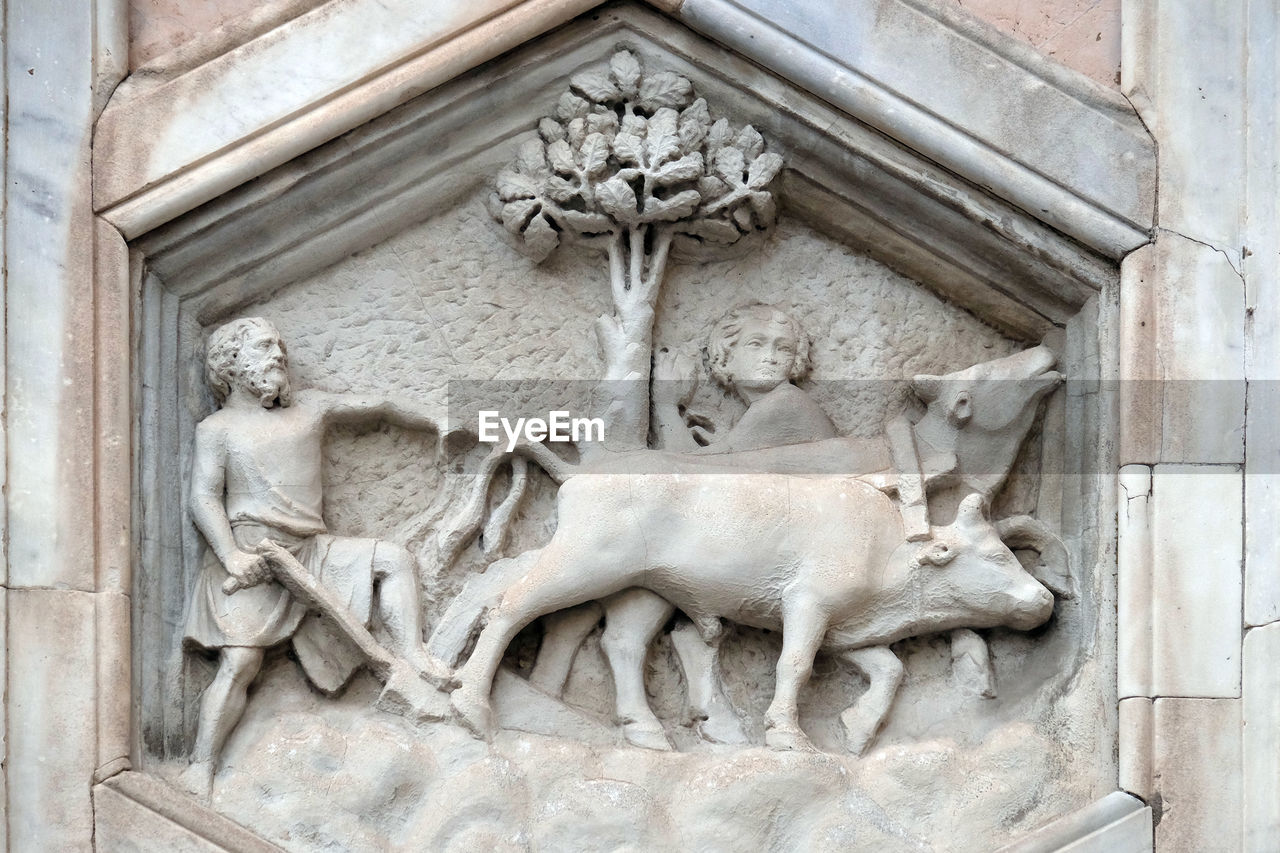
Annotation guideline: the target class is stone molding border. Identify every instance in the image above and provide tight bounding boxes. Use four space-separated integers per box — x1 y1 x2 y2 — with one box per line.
93 0 1154 252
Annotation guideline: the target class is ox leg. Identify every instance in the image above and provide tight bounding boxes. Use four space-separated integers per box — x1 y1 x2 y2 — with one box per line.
950 628 997 699
599 590 675 751
763 605 829 752
451 547 621 739
670 619 748 745
529 602 604 697
838 645 904 756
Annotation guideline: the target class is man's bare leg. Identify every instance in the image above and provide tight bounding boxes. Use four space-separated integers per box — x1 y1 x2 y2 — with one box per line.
529 602 603 696
373 542 452 686
180 646 264 799
670 618 748 744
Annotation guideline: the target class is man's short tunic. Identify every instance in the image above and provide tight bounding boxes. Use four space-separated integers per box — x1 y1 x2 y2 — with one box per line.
184 522 378 693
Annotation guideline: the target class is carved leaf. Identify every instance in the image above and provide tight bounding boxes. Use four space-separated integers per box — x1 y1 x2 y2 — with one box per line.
610 50 642 98
516 139 548 176
522 213 560 261
642 189 701 222
555 208 614 234
579 132 611 178
645 108 681 166
678 98 711 152
698 175 729 199
566 118 587 148
556 91 590 121
638 71 693 111
706 117 733 152
571 70 621 103
486 191 506 221
746 152 783 189
612 132 644 166
621 113 647 137
713 147 746 185
538 118 566 144
735 125 765 161
547 140 577 175
585 111 619 141
501 197 540 232
679 217 742 244
496 169 538 200
732 204 754 230
596 175 640 222
542 175 579 203
650 152 704 185
750 191 777 225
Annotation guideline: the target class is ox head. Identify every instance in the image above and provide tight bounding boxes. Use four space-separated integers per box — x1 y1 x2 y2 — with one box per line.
910 494 1061 633
911 345 1063 502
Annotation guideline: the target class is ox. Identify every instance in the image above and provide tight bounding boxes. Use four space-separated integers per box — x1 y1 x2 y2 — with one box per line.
436 345 1066 746
450 485 1060 753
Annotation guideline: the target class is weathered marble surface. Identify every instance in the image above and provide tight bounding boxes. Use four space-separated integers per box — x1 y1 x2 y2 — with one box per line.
130 0 1122 91
156 656 1108 852
943 0 1121 89
129 0 324 70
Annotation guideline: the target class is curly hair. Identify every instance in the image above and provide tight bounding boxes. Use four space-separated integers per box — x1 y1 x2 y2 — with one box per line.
706 302 812 390
205 317 290 405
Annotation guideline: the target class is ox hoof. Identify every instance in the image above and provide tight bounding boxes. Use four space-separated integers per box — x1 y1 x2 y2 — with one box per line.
765 725 816 752
696 712 749 746
840 710 883 756
177 761 213 802
450 687 494 740
406 647 457 690
623 720 674 751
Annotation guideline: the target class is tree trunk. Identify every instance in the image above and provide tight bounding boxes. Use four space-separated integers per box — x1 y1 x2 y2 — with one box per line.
585 226 673 458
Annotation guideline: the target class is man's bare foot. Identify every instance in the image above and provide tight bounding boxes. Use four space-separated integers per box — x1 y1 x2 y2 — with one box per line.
177 760 214 801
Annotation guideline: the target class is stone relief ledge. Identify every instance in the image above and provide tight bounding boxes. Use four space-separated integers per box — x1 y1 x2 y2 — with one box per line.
93 0 1154 258
131 6 1112 343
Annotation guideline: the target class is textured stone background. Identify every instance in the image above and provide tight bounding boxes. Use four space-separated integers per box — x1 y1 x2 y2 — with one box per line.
173 187 1112 850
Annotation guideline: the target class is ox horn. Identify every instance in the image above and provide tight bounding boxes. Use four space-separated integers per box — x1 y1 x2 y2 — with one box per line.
911 374 942 403
995 515 1073 599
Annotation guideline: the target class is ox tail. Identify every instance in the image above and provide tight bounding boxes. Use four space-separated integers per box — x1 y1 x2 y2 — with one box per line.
996 515 1073 599
437 442 578 566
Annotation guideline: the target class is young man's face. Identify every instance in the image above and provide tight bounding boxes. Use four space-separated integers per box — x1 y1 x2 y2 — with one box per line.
725 317 797 395
234 327 289 405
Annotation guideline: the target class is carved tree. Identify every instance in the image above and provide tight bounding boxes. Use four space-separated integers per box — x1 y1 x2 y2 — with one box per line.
491 50 784 451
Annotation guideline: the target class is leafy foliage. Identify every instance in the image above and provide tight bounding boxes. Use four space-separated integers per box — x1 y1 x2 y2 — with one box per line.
493 50 783 261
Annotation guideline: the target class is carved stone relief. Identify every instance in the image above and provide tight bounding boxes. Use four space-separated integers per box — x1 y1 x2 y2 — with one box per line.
133 43 1115 852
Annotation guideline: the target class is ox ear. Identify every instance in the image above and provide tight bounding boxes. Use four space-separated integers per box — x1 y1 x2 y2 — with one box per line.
948 390 973 427
954 493 988 531
917 540 957 567
911 374 941 403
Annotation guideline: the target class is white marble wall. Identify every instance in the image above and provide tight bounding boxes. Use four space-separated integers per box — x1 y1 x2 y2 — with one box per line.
1118 0 1279 849
6 0 1276 849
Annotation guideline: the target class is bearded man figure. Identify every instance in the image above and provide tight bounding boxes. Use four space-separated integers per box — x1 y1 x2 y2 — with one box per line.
179 317 448 798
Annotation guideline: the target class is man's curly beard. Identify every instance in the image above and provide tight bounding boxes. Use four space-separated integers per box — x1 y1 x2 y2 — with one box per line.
242 361 292 407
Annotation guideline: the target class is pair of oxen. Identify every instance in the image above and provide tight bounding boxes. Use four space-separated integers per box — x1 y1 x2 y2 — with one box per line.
430 346 1072 754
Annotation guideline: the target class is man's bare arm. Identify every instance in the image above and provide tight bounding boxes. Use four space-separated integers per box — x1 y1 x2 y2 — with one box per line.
652 349 702 452
309 390 444 434
190 420 269 588
190 421 237 562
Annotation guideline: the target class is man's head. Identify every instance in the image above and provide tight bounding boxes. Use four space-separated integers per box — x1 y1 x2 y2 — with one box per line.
205 317 293 408
707 302 811 396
